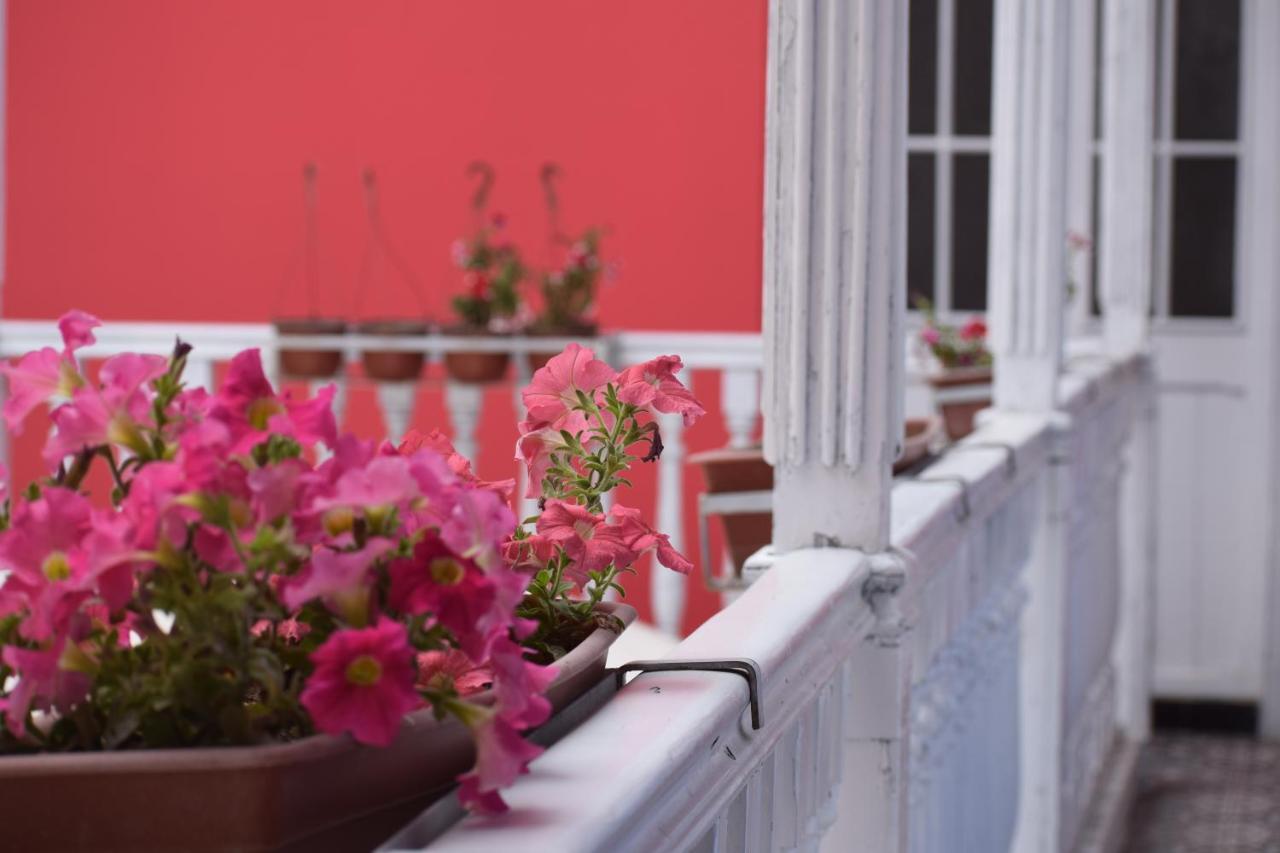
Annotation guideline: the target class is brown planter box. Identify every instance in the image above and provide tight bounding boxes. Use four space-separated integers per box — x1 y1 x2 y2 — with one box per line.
357 320 430 382
442 327 511 384
690 417 942 569
274 318 346 380
0 603 635 853
927 367 993 441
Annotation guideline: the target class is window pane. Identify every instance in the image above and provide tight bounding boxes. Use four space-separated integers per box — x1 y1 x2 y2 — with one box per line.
909 0 938 135
1175 0 1240 140
953 0 994 135
908 153 936 307
951 154 989 311
1170 157 1236 317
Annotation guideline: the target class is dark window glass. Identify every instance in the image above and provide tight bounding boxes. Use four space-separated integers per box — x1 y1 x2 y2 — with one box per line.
1170 157 1236 317
1090 156 1102 316
909 0 938 134
1094 0 1104 140
907 153 936 307
951 154 989 311
1175 0 1240 140
953 0 994 135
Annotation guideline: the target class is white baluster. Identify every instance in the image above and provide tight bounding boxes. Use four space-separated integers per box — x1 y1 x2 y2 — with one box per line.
652 411 686 635
184 357 215 394
512 352 540 523
720 367 760 449
443 381 484 465
310 377 347 460
376 382 416 445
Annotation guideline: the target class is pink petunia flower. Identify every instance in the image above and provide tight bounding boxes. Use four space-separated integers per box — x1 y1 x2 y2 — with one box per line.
56 310 101 355
1 641 91 738
300 618 423 748
0 310 101 433
43 352 168 466
0 489 135 641
920 325 942 346
536 499 637 582
615 355 705 426
455 707 544 815
209 349 337 454
281 540 394 626
608 504 694 574
441 488 516 573
416 649 491 695
521 343 616 428
399 429 515 500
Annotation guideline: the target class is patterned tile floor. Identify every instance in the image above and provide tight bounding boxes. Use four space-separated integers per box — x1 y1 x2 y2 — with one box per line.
1125 734 1280 853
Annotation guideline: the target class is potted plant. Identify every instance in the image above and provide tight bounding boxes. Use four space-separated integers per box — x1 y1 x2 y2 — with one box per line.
690 416 942 572
916 297 993 440
527 164 607 371
444 163 524 384
274 163 347 380
352 168 432 382
0 313 701 850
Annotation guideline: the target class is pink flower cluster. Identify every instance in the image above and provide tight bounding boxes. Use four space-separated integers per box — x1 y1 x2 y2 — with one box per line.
511 345 703 611
0 312 553 813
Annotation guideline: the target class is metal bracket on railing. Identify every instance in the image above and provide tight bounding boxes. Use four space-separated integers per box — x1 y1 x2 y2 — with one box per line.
910 474 972 521
950 441 1018 479
615 658 763 730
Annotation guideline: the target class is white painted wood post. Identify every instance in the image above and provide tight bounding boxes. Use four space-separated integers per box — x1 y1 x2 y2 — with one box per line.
762 0 906 554
1100 0 1158 745
987 0 1071 412
761 1 908 850
985 0 1073 850
1099 0 1157 357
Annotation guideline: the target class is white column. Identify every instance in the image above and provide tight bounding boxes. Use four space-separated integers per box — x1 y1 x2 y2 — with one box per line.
762 0 906 553
986 2 1074 851
987 0 1071 411
1099 0 1157 356
1100 0 1158 746
762 2 909 850
652 411 686 635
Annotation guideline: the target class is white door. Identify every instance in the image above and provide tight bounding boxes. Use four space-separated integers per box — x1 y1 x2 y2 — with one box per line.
1148 0 1278 702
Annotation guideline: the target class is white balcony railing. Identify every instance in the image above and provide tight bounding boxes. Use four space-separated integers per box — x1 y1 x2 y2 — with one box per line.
0 321 1148 851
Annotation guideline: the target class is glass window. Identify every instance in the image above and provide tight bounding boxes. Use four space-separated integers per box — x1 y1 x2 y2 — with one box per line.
953 0 994 136
1170 158 1236 317
1174 0 1240 140
908 154 937 307
951 154 990 311
910 0 939 135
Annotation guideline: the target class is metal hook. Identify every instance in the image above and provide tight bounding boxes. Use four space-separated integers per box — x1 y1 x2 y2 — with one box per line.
616 658 763 730
950 441 1018 478
911 474 972 522
466 160 495 214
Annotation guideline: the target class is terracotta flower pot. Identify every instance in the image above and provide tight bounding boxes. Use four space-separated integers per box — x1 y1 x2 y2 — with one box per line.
273 317 346 379
526 321 599 372
443 326 510 384
927 366 994 441
0 603 635 853
357 319 430 382
691 417 944 569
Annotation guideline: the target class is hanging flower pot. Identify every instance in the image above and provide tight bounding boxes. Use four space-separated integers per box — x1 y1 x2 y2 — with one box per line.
443 326 512 384
357 319 430 382
928 367 994 441
274 316 347 379
0 602 636 853
527 319 599 373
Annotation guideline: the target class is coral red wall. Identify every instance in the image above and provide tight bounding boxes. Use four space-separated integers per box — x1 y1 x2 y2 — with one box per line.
5 1 768 634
